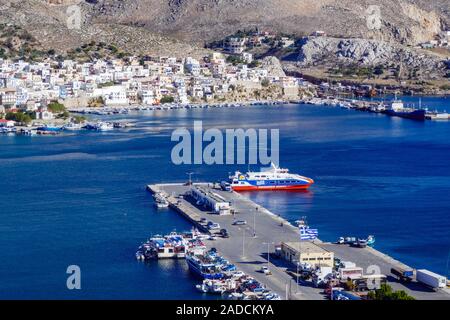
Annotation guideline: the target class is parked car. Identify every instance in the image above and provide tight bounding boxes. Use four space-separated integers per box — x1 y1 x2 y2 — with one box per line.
220 228 229 238
232 220 247 226
207 222 221 230
231 271 246 278
260 266 272 275
200 217 207 224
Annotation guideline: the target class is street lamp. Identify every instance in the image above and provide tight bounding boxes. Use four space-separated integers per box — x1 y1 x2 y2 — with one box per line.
262 242 275 271
186 172 195 185
253 206 258 238
238 227 246 258
293 259 302 294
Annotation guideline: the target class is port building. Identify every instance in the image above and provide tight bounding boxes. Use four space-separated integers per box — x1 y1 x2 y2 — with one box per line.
281 241 334 267
188 186 232 215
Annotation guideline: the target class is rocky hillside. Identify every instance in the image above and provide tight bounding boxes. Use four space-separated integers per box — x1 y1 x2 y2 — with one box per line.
294 37 447 79
0 0 208 58
88 0 449 46
0 0 448 53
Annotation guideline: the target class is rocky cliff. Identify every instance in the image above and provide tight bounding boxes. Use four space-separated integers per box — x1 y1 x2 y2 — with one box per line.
293 36 448 80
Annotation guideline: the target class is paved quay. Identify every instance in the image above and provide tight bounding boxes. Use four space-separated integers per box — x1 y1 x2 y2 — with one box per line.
148 183 450 300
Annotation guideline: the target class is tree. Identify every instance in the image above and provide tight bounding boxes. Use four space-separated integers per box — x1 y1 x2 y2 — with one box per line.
261 79 270 87
47 101 66 113
72 115 86 124
160 95 175 104
57 110 70 119
367 284 415 300
5 111 32 125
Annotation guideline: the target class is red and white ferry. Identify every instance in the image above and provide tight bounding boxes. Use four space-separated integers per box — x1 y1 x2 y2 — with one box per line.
230 163 314 191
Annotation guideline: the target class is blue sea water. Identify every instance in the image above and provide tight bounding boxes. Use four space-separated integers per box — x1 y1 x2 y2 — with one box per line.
0 97 449 299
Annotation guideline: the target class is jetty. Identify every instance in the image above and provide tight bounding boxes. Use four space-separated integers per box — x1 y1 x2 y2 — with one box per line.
147 183 450 300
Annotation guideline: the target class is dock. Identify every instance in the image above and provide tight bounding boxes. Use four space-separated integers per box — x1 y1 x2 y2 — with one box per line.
147 183 450 300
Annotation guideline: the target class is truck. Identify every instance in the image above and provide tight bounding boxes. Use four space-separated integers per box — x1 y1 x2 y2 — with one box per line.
220 181 232 192
416 269 447 290
339 261 356 269
339 267 363 281
312 267 334 288
391 267 414 283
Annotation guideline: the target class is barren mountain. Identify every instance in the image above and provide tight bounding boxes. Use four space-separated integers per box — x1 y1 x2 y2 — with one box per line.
0 0 448 69
0 0 208 58
88 0 449 45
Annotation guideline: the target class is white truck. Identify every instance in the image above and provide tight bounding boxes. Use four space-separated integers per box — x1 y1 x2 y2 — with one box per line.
339 267 364 280
416 269 447 290
313 267 334 287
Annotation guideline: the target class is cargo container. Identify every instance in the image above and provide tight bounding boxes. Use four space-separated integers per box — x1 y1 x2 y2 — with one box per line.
416 269 447 290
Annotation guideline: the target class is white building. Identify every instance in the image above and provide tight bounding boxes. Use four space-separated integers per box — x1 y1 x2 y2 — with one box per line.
185 57 201 76
140 90 156 105
35 107 54 120
93 86 129 105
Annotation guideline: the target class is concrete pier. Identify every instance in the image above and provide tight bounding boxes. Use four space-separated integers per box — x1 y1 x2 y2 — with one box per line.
148 183 450 300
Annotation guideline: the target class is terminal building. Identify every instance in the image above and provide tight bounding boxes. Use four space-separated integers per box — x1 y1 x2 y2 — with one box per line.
281 241 334 268
188 186 232 215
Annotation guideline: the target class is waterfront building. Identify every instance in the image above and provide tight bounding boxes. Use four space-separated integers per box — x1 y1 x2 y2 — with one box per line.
35 107 54 121
281 242 334 268
93 86 129 106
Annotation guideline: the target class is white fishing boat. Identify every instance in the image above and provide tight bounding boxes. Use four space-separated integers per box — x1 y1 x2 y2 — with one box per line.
63 122 83 131
94 122 114 131
155 199 169 208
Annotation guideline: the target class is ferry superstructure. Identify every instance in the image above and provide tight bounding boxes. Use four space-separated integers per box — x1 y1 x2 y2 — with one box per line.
230 163 314 191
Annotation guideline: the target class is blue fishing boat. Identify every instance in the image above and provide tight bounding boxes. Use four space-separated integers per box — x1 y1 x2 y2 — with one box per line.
37 125 62 132
186 254 224 279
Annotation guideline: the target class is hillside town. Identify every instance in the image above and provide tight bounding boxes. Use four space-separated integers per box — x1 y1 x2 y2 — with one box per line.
0 51 306 124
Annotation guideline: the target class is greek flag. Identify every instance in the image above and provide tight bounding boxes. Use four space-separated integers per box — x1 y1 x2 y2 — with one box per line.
300 226 318 240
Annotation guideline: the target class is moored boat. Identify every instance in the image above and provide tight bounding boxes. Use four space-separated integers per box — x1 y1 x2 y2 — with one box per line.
384 99 426 121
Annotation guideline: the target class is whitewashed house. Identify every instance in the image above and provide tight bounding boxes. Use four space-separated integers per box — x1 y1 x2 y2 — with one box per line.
93 86 129 105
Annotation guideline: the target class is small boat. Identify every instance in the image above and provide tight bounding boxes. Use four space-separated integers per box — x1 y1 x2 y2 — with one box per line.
366 235 375 246
37 124 62 132
154 192 169 208
18 129 37 136
95 122 114 131
155 199 169 208
63 122 83 131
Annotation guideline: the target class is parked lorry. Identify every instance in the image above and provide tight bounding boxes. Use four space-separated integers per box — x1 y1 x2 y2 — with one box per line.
416 269 447 290
391 267 414 283
339 267 363 280
354 274 387 291
312 267 333 287
339 261 356 269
